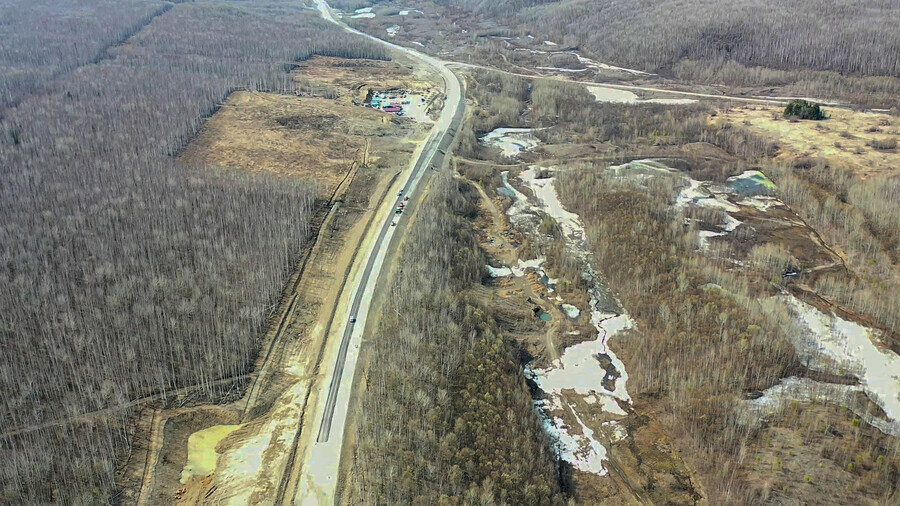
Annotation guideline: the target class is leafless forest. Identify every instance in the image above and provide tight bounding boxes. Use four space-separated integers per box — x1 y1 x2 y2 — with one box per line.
455 67 900 501
439 0 900 77
0 1 386 503
347 173 565 504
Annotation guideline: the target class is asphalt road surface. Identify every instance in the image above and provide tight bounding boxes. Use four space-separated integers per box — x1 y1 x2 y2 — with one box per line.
292 2 465 504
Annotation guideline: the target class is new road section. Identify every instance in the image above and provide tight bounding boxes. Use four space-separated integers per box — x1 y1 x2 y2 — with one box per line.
294 2 464 504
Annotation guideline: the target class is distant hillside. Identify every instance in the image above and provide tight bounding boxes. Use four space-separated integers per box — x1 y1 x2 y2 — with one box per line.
442 0 900 77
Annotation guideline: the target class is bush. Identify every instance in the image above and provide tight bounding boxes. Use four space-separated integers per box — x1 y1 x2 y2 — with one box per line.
784 99 826 120
869 137 897 151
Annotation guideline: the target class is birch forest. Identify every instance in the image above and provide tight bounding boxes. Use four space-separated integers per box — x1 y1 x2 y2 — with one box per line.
0 0 384 503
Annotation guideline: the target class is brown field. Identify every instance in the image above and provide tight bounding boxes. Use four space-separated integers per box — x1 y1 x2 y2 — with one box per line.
720 106 900 179
292 55 438 102
180 56 437 197
179 93 412 197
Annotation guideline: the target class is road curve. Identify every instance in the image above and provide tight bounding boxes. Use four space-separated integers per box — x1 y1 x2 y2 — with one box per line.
293 2 464 504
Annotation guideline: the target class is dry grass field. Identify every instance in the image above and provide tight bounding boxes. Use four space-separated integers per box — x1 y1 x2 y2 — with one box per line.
720 106 900 179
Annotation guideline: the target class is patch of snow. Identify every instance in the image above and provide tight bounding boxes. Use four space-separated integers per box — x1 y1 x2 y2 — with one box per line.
543 40 558 46
603 420 629 442
562 304 580 319
398 9 423 15
531 314 632 417
609 159 678 177
480 128 540 157
751 377 860 414
536 66 590 73
386 25 400 36
503 166 639 476
519 166 584 242
351 12 376 18
485 265 513 277
675 179 740 213
784 295 900 433
354 7 373 13
485 258 546 279
513 257 546 276
723 214 742 232
535 399 609 475
740 196 782 212
573 53 651 76
411 41 424 47
501 171 530 219
698 230 726 252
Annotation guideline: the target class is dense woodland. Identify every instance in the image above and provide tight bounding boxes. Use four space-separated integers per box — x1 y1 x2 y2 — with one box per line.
348 173 565 505
438 0 900 77
0 0 170 111
0 0 386 503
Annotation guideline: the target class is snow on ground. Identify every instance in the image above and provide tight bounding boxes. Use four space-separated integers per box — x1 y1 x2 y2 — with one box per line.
386 25 399 36
698 230 726 252
573 53 651 76
543 40 558 46
534 397 609 475
587 85 696 105
499 166 635 474
519 166 584 242
784 295 900 428
531 313 632 416
480 127 540 157
485 258 549 278
398 9 423 15
739 196 782 211
411 41 424 47
750 377 861 417
485 265 513 277
514 257 545 276
723 214 742 232
354 7 372 13
536 66 590 73
675 179 741 213
351 11 375 18
562 304 580 318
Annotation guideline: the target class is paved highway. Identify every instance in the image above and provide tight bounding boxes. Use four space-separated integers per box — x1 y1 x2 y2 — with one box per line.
291 2 465 504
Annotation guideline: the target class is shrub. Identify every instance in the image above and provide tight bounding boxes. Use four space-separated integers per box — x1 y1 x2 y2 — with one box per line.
869 137 897 150
784 99 826 120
